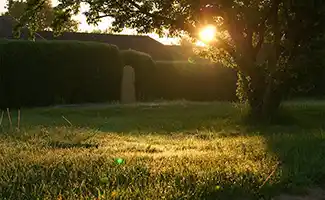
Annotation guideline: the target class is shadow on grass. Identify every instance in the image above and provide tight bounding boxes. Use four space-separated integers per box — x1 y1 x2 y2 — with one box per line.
18 102 241 135
239 105 325 198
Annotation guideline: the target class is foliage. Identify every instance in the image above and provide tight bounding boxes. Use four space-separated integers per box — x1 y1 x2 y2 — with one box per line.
1 101 325 199
87 28 114 34
288 36 325 98
0 40 123 108
120 50 237 102
154 61 237 101
3 0 79 36
176 37 211 63
17 0 325 118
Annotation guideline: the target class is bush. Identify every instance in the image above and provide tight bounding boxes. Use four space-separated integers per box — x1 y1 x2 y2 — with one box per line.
0 40 123 108
120 49 156 101
154 61 238 101
120 50 238 102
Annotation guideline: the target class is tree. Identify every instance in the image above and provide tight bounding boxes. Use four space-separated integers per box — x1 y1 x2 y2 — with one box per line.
89 28 114 34
16 0 325 119
3 0 79 33
178 37 212 64
289 35 325 98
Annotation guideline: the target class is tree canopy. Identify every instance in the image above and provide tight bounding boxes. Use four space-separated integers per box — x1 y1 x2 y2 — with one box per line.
17 0 325 119
3 0 79 33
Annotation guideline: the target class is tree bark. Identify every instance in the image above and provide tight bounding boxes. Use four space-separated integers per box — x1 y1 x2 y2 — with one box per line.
239 60 284 121
245 74 285 121
242 39 285 121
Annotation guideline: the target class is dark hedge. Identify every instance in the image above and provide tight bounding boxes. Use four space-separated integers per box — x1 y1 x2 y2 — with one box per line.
0 40 123 109
120 50 238 102
153 61 238 101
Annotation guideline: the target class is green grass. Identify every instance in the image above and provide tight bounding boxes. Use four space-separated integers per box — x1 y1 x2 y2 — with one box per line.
0 101 325 199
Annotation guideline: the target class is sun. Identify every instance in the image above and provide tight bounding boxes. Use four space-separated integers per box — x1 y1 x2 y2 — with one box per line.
199 25 217 43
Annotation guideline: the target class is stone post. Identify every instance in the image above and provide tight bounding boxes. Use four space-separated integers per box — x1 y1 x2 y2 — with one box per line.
121 65 136 104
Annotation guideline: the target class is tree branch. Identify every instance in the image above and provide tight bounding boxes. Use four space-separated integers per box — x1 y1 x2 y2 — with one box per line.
254 28 265 57
253 0 282 56
213 36 236 59
13 0 47 37
225 10 245 51
273 1 281 62
90 14 115 20
124 0 176 24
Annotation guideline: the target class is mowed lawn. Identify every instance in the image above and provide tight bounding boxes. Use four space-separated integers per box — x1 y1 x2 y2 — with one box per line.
1 101 325 200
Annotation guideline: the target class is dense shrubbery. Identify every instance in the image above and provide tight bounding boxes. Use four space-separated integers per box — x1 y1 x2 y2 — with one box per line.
0 40 123 108
2 41 323 108
0 45 239 107
120 49 325 102
287 37 325 99
120 50 238 102
154 61 238 101
0 42 238 109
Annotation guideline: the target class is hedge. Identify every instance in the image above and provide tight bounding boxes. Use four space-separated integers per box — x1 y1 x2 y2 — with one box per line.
119 49 238 102
0 40 123 108
153 61 238 101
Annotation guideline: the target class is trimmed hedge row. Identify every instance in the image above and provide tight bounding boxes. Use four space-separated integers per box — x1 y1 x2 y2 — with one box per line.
0 42 238 109
2 40 323 108
153 61 238 101
121 50 238 102
0 40 123 108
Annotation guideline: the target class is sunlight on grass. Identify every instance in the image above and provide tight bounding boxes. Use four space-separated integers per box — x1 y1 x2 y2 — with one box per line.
0 101 325 199
0 128 276 199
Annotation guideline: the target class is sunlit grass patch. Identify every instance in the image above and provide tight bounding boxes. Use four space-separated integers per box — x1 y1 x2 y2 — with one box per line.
0 100 325 199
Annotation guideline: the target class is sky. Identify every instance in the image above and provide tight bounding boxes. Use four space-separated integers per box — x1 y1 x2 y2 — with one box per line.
0 0 180 45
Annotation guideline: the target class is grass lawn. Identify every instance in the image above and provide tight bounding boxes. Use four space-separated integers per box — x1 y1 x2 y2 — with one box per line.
1 101 325 199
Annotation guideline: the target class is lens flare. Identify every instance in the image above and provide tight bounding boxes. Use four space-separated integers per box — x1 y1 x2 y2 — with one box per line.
199 25 217 43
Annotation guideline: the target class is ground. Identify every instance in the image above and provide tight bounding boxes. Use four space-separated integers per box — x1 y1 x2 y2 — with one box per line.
0 101 325 199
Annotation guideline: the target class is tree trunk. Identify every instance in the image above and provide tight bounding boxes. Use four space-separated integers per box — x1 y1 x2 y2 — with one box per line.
240 42 285 121
246 74 284 121
261 80 283 119
238 58 283 120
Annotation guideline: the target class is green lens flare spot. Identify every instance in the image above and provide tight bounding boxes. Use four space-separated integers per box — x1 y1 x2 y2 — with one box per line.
115 158 124 164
